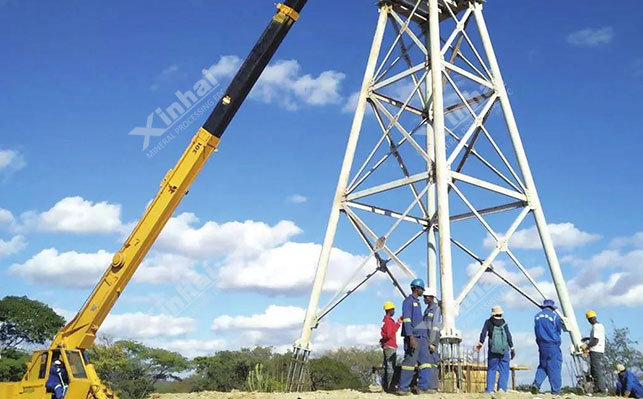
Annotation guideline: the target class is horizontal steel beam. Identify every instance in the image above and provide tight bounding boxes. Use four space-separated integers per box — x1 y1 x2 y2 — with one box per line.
449 201 526 223
450 171 527 201
346 201 428 226
346 171 430 201
371 92 425 117
381 0 477 24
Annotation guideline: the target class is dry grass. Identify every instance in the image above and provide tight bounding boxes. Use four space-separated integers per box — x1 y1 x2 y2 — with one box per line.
157 390 618 399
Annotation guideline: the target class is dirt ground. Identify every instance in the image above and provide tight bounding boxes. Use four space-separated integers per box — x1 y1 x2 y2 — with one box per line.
157 391 618 399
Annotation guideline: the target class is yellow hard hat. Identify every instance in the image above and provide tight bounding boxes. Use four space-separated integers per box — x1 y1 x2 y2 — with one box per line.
586 310 597 319
383 301 395 310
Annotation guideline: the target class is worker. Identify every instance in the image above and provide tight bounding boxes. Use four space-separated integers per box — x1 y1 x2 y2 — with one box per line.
475 305 515 393
582 310 607 394
615 364 643 398
530 299 563 395
380 301 402 392
398 278 431 395
422 289 441 391
45 359 68 399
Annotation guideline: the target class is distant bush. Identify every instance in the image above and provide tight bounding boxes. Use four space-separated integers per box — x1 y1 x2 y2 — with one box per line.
87 338 190 399
309 357 362 391
0 348 30 382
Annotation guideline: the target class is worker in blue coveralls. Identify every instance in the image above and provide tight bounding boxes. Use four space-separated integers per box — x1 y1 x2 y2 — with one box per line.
398 278 431 396
46 359 68 399
616 364 643 398
530 299 563 395
422 288 441 392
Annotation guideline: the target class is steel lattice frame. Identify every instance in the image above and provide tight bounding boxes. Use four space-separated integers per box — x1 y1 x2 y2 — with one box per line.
288 0 584 390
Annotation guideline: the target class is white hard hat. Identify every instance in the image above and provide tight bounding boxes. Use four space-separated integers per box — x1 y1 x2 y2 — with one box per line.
54 360 62 366
423 288 437 297
491 305 503 316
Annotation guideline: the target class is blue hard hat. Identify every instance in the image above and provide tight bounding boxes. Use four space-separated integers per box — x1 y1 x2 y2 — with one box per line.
410 278 425 289
543 299 557 309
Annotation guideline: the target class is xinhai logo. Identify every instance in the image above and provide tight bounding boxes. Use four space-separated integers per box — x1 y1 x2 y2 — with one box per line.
129 69 221 150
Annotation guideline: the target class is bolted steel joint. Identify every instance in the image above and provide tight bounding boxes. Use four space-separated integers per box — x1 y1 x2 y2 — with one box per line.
111 252 125 268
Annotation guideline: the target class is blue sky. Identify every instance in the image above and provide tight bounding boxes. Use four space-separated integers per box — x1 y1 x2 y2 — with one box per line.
1 0 642 387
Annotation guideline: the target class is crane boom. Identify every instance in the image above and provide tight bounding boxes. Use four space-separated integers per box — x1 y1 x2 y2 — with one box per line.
52 0 307 353
0 3 308 398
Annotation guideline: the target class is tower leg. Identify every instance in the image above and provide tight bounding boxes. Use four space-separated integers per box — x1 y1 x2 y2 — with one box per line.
429 0 458 341
429 0 463 389
425 15 437 294
472 4 583 351
287 6 390 391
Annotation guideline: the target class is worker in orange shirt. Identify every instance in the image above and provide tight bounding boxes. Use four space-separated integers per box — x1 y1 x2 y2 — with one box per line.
380 301 402 392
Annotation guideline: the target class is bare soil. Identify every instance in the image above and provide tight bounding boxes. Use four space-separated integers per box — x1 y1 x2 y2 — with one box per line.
157 391 617 399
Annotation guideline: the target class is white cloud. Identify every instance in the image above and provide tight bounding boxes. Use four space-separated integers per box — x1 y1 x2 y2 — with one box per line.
212 305 304 332
157 212 301 259
0 149 25 170
156 213 376 295
216 241 376 295
210 305 303 350
466 260 544 287
0 208 15 230
101 312 196 339
10 210 373 296
501 248 643 309
566 27 614 47
342 91 360 114
9 247 207 288
9 248 111 288
210 304 381 354
0 235 26 257
19 196 124 234
610 231 643 248
152 338 228 358
287 194 308 204
55 308 196 341
0 149 26 178
311 322 382 353
120 293 165 305
150 64 180 91
136 253 203 284
253 59 345 110
204 55 243 80
205 56 345 111
483 222 600 250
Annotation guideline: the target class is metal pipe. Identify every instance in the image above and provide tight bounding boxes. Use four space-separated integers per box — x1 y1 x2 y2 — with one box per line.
425 11 438 295
472 3 583 351
429 0 457 339
293 6 390 351
456 206 529 305
316 269 379 323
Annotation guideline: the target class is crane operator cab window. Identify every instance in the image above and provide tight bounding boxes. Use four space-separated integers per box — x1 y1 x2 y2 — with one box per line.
64 350 87 379
38 352 49 379
24 351 49 381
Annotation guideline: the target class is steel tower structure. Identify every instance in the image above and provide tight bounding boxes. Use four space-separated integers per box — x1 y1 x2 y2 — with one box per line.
288 0 584 390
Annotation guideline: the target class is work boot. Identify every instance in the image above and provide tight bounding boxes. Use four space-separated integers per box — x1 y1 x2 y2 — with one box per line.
396 390 412 396
530 385 539 394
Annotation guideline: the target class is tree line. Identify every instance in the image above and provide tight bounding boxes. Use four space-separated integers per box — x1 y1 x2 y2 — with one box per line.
1 295 642 399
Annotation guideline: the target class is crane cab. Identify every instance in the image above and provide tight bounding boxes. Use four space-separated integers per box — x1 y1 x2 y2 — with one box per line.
0 348 102 399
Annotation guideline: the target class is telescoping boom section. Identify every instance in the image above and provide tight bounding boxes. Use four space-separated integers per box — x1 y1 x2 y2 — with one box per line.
0 2 307 399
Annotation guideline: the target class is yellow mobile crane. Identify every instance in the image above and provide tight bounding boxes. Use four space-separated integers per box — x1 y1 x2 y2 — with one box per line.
0 2 307 398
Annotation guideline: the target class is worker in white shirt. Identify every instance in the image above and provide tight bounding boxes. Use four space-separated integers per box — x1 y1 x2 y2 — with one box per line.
582 310 606 394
